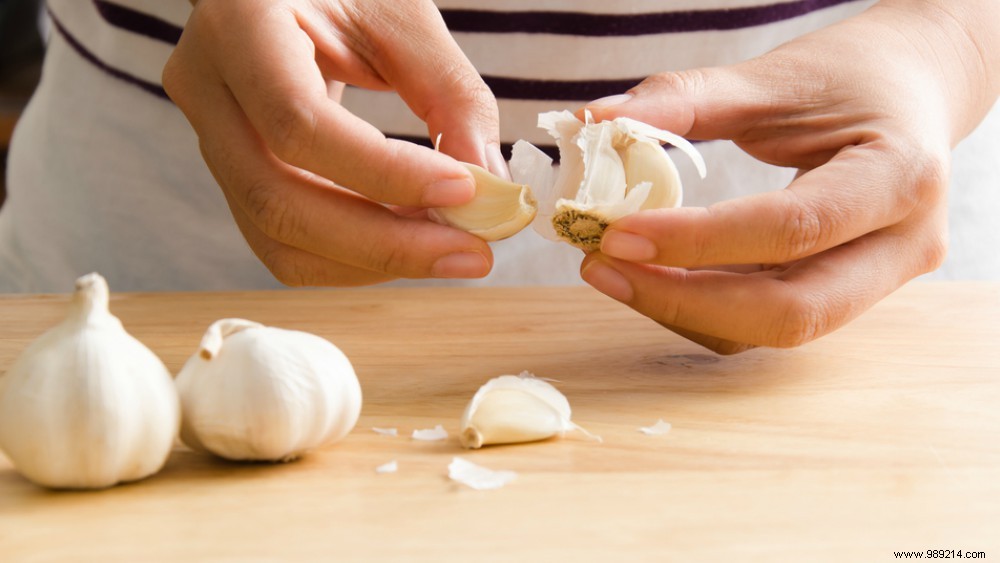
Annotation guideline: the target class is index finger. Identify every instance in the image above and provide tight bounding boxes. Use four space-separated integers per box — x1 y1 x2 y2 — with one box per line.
190 3 475 208
601 143 932 268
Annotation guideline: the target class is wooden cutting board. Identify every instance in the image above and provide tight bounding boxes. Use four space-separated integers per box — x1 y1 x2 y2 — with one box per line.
0 283 998 561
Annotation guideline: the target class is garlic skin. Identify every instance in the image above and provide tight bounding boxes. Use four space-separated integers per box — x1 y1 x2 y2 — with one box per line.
511 110 706 250
429 163 538 241
175 319 362 462
0 273 179 489
459 371 593 449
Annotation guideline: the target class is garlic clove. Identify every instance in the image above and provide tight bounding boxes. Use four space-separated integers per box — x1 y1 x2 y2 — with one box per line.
525 110 705 249
622 139 682 210
428 163 538 241
460 388 566 449
175 318 362 462
0 273 179 489
459 371 595 449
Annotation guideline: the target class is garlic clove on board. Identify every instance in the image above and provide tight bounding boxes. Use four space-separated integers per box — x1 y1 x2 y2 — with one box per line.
0 273 179 489
175 318 362 462
429 163 538 241
510 110 706 250
459 371 597 449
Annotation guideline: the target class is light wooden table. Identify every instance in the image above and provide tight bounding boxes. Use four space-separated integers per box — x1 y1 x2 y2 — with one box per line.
1 283 998 562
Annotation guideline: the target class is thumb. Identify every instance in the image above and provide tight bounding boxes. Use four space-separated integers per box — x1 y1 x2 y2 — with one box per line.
362 2 504 178
582 65 775 141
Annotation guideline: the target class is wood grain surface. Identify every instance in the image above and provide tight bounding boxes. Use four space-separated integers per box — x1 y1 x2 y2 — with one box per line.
1 283 998 562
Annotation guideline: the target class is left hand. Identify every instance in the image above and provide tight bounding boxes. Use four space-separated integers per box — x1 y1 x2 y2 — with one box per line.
580 0 999 354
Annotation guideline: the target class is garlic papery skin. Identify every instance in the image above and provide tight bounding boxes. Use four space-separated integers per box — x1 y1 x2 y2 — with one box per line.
511 110 706 250
428 163 538 241
175 319 362 462
0 273 179 489
459 371 589 449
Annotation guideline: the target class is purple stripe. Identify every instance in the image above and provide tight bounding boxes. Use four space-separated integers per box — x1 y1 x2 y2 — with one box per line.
84 0 864 46
48 8 170 100
485 75 641 102
441 0 864 36
387 134 560 163
93 0 183 44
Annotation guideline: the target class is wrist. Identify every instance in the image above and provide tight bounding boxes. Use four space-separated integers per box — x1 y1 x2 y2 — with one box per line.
875 0 1000 144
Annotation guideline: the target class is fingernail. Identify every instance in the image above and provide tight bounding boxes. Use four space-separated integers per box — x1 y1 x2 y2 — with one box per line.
485 142 510 181
601 231 657 261
581 261 633 302
587 93 633 109
432 252 490 278
425 177 475 207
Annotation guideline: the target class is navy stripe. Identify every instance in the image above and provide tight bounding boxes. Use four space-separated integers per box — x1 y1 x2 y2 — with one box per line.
48 8 170 100
93 1 183 44
88 0 864 46
441 0 864 36
387 135 560 162
484 75 641 101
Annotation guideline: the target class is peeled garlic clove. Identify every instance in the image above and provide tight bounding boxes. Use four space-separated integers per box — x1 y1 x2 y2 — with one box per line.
175 319 362 462
0 273 179 489
428 163 537 241
622 138 682 210
518 110 705 250
459 371 590 449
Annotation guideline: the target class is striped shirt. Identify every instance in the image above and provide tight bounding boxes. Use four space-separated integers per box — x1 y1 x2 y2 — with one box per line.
17 0 1000 291
46 0 875 159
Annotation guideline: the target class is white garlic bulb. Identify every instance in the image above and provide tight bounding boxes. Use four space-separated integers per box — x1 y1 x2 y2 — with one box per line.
511 110 706 250
175 319 362 462
0 273 179 489
429 163 537 241
459 371 597 449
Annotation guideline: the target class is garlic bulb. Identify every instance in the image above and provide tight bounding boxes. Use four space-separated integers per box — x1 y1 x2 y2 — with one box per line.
511 110 706 250
459 371 596 449
175 319 362 462
0 273 179 489
429 163 537 241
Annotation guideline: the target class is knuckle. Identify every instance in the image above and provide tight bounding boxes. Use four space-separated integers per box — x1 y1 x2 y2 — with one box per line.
885 136 951 213
160 56 184 102
778 198 825 260
639 69 704 96
712 341 756 356
263 101 318 166
366 221 418 276
242 180 299 244
918 228 949 275
770 294 828 348
258 248 309 288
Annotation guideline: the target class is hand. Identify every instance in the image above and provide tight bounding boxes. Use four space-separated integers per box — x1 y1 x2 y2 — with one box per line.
163 0 504 286
581 0 999 354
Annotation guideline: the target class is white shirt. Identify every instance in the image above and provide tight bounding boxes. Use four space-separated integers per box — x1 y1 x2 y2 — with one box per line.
1 0 996 292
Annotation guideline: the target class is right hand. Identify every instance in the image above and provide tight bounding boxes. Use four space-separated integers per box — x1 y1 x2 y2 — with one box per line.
163 0 502 286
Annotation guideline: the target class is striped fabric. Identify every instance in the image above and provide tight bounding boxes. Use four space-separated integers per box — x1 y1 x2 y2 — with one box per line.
47 0 874 159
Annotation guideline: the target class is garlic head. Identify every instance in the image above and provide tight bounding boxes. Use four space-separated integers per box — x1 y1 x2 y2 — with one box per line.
511 110 706 250
0 273 179 489
459 371 595 449
429 163 537 241
175 319 362 462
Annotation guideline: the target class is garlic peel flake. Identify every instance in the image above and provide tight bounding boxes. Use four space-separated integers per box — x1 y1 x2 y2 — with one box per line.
448 457 516 491
375 460 398 474
638 419 672 436
411 425 448 441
